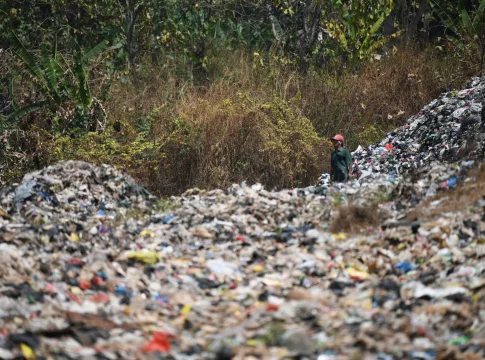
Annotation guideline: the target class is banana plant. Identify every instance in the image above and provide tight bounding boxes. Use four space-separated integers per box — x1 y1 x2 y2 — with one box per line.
326 0 399 62
430 0 485 75
0 32 108 133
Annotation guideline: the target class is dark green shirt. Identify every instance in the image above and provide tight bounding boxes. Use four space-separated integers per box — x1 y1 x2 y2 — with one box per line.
331 147 352 182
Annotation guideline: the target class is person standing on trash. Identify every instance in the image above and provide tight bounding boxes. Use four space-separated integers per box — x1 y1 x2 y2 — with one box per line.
329 134 352 182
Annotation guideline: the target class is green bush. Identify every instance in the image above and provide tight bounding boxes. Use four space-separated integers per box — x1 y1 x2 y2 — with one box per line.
37 90 329 195
352 125 386 149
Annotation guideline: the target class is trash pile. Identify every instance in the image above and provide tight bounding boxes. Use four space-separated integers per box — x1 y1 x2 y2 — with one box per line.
1 79 485 359
353 77 485 179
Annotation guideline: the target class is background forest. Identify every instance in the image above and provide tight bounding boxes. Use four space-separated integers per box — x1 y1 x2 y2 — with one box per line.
1 0 484 194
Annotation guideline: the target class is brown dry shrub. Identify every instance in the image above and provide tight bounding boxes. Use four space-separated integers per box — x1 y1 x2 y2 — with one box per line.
95 52 331 194
143 89 330 194
43 68 330 195
302 47 478 149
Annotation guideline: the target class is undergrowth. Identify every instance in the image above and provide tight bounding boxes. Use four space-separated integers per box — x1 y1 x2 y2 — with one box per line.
43 91 330 194
0 44 481 195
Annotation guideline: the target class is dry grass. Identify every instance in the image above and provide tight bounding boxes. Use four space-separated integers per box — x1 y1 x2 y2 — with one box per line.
140 83 330 194
330 204 383 233
302 47 477 149
98 51 332 194
407 165 485 220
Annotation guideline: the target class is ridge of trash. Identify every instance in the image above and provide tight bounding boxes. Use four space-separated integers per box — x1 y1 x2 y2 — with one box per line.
1 77 485 359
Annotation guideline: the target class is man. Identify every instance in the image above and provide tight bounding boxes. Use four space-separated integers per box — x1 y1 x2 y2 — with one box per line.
329 134 352 182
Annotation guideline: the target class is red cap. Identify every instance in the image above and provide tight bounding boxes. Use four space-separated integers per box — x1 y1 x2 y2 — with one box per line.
330 134 345 143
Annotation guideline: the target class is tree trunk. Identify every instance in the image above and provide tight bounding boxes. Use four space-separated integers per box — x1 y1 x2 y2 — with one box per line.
383 11 395 37
126 2 143 68
193 38 208 86
406 0 428 42
299 0 321 74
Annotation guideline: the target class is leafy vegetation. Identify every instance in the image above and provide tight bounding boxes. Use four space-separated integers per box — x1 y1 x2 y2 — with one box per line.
0 0 484 194
44 82 330 194
2 32 108 134
430 0 485 74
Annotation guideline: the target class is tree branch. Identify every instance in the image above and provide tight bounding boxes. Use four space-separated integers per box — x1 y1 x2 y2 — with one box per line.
266 3 281 43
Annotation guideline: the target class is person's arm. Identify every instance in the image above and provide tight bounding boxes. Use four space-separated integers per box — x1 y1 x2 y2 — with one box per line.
330 153 334 180
346 150 352 178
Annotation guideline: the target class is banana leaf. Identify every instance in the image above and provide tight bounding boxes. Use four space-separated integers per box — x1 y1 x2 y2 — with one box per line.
361 13 386 51
1 100 49 132
82 40 108 63
473 0 485 28
41 44 61 103
10 31 47 91
461 9 475 34
74 54 92 108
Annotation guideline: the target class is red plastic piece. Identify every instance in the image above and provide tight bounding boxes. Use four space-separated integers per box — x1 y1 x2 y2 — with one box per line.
141 331 174 353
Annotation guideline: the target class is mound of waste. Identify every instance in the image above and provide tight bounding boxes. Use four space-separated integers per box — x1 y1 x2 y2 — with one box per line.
354 77 485 177
0 79 485 359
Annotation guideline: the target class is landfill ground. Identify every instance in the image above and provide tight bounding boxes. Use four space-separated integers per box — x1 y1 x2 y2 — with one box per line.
1 79 485 360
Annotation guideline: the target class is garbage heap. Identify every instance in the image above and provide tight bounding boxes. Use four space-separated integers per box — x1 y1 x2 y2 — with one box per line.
1 80 485 360
354 77 485 179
